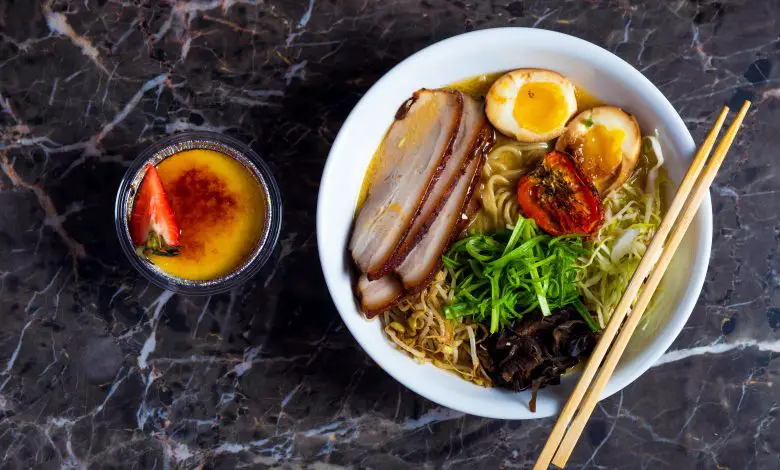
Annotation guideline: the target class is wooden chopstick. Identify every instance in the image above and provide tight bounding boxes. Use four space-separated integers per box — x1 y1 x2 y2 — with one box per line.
532 105 733 470
550 100 750 467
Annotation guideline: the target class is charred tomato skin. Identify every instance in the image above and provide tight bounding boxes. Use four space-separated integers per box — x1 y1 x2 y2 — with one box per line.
517 151 604 236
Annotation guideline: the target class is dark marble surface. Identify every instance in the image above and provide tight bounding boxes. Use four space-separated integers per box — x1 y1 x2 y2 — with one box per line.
0 0 778 468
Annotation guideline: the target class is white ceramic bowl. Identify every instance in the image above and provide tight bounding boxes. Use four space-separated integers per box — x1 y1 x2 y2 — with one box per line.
317 28 711 419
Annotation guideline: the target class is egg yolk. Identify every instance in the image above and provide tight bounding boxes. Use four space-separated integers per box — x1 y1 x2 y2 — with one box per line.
513 82 568 133
580 123 626 179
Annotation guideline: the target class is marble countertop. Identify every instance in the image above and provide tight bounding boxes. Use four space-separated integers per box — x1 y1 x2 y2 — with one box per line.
1 1 778 468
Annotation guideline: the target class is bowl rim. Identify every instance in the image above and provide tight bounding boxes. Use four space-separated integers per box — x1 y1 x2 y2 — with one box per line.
317 27 712 418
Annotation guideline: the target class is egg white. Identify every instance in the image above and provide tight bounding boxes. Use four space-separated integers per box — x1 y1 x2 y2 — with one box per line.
485 69 577 143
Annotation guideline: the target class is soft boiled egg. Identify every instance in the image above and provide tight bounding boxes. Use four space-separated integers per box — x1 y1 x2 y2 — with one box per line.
555 106 641 195
485 69 577 143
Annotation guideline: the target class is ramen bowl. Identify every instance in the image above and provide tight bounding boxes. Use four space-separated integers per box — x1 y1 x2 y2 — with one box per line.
316 28 711 419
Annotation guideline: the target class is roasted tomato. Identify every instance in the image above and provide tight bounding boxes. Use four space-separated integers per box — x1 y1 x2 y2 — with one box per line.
517 151 603 236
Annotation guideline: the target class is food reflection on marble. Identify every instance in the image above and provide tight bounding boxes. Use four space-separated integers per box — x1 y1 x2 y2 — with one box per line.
349 69 669 407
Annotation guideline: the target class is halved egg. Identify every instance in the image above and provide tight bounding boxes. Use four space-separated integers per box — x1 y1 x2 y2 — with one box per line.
555 106 641 195
485 69 577 143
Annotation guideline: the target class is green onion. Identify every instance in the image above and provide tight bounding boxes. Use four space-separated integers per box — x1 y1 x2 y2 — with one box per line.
444 215 599 333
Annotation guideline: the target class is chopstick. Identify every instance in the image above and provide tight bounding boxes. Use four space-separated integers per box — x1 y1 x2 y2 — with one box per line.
550 100 750 467
534 102 749 470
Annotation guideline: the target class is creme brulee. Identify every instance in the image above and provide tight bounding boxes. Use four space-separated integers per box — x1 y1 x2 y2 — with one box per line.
149 149 266 280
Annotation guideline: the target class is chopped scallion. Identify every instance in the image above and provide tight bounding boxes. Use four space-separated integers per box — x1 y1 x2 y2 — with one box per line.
443 215 598 333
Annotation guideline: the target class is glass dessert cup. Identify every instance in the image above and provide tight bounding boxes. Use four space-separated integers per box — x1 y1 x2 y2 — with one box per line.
115 132 282 295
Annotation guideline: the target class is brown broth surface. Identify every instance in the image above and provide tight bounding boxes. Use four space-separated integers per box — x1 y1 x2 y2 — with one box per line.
449 71 603 109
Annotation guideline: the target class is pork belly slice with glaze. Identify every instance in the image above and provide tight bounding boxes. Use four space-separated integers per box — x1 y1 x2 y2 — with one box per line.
350 89 463 280
358 144 488 317
357 274 403 318
385 91 488 271
396 149 486 291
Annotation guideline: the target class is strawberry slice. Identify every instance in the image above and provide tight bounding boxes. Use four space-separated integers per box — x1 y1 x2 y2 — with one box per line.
129 163 181 256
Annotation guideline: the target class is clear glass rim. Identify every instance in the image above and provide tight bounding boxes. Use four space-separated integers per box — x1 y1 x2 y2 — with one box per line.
114 132 282 295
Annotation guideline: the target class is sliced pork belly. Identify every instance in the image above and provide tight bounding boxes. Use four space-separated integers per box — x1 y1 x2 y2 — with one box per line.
396 148 487 291
385 92 488 271
357 274 403 318
350 89 463 280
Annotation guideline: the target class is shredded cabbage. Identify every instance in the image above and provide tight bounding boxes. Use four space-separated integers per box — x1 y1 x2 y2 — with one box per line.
575 135 668 328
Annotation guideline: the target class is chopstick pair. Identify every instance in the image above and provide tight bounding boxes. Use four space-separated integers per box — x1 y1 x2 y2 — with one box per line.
534 101 751 470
